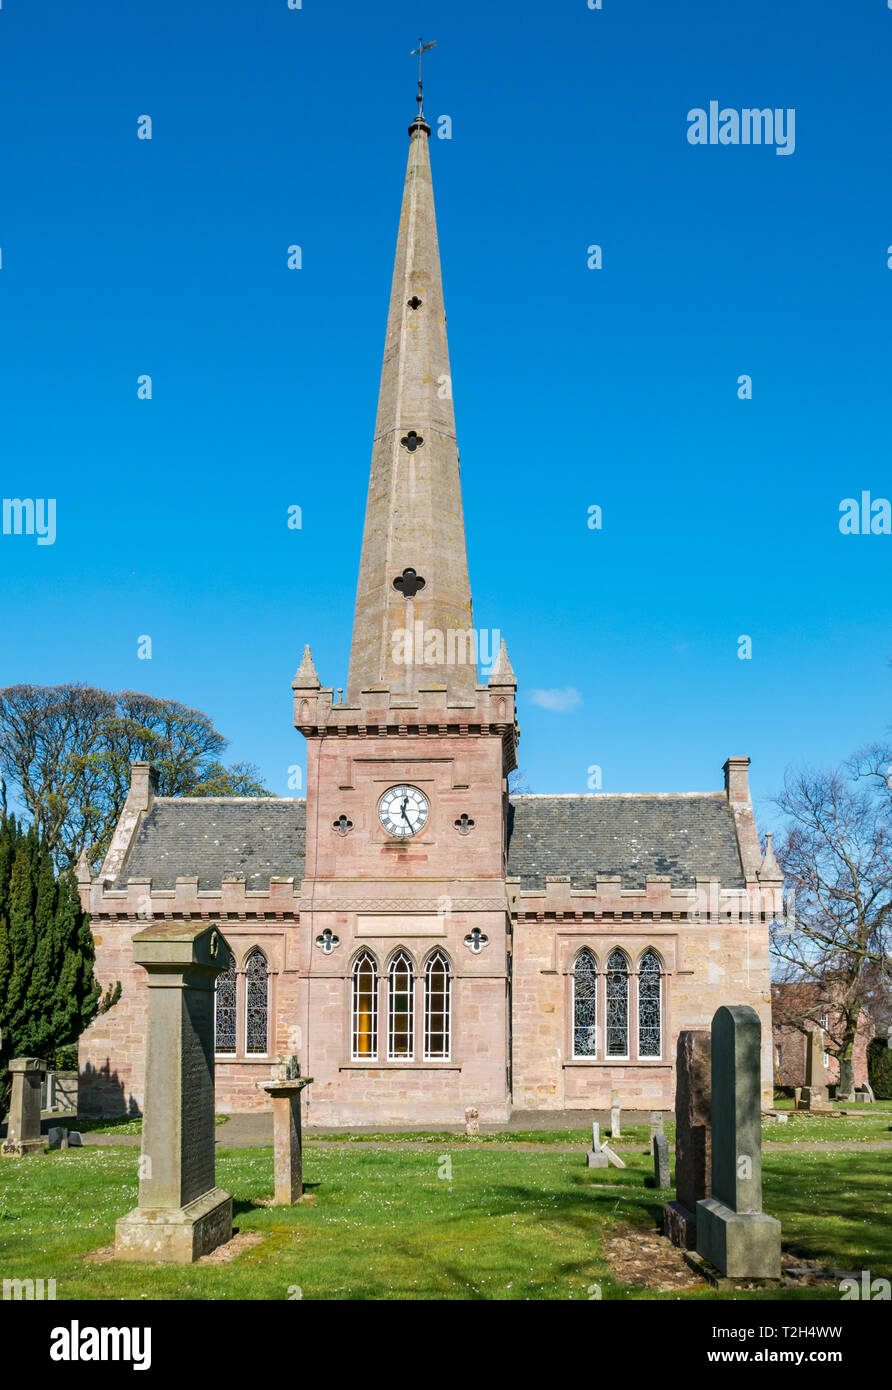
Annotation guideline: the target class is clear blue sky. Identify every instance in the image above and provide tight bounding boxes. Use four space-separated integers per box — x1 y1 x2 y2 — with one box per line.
1 0 890 836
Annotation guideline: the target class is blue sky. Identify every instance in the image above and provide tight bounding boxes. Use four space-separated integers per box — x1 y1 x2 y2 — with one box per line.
1 0 890 835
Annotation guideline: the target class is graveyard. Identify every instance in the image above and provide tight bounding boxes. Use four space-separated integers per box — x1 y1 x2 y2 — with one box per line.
2 1107 889 1300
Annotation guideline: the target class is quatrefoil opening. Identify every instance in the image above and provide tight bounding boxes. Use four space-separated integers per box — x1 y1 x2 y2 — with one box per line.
400 431 424 452
333 815 354 836
454 814 475 835
393 568 426 599
407 295 423 310
315 929 340 954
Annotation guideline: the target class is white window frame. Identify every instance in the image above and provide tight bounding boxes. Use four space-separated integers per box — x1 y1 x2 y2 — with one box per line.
423 951 452 1061
351 952 379 1061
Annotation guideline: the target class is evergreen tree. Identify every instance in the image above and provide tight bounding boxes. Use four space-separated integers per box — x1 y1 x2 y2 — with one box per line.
0 815 114 1118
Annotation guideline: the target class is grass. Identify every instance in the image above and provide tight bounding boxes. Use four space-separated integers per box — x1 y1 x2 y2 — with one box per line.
0 1138 888 1300
72 1114 230 1136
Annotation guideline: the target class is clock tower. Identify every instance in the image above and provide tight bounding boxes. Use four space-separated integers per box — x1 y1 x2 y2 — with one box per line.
292 106 518 1125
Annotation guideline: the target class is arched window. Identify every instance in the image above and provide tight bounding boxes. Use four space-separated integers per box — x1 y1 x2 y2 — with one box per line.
388 951 414 1060
605 949 629 1058
214 960 237 1056
638 950 662 1058
352 952 378 1060
245 949 269 1056
424 951 452 1060
572 949 598 1057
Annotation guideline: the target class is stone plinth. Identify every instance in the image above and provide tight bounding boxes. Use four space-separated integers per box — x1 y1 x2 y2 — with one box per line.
257 1075 313 1204
696 1005 781 1279
664 1029 711 1249
1 1057 46 1157
115 923 233 1263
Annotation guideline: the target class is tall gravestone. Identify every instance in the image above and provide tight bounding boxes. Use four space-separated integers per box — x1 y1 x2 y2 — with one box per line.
115 923 233 1263
1 1057 46 1157
664 1030 711 1249
257 1057 313 1205
696 1005 781 1278
802 1027 828 1108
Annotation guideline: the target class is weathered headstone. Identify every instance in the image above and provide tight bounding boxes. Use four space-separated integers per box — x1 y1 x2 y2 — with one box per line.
664 1029 711 1249
257 1057 313 1204
649 1110 664 1144
610 1090 621 1139
793 1085 802 1111
653 1133 670 1190
115 923 233 1263
600 1140 626 1169
48 1127 68 1151
696 1005 781 1278
804 1028 827 1102
67 1130 83 1147
465 1106 480 1137
586 1121 608 1168
1 1057 46 1157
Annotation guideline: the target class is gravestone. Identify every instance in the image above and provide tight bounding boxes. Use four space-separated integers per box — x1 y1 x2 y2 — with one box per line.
586 1121 608 1169
48 1127 68 1150
664 1029 711 1249
257 1057 313 1204
465 1106 480 1137
793 1085 802 1110
696 1005 781 1278
649 1110 664 1144
610 1090 621 1139
653 1133 670 1190
115 923 233 1263
803 1028 827 1105
1 1058 46 1157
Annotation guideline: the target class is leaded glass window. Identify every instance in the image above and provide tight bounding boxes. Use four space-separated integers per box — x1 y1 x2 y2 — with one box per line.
388 951 414 1060
424 951 451 1060
214 961 237 1055
606 949 629 1058
573 949 598 1057
352 952 378 1060
637 950 662 1058
245 949 269 1056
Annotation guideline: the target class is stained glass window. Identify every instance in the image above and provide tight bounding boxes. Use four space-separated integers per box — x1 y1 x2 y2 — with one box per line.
606 949 629 1058
424 951 451 1060
352 952 378 1060
245 949 269 1056
214 961 237 1055
637 950 662 1058
388 951 414 1060
573 949 598 1057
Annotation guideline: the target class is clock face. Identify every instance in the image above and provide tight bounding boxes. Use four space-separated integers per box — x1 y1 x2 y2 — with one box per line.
378 785 429 839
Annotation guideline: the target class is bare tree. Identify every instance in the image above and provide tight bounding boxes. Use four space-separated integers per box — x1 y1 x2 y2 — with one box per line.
771 762 892 1098
0 685 270 871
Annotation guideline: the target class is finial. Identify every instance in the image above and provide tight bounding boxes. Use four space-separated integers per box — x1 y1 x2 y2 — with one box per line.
292 644 321 690
409 37 436 133
488 639 517 688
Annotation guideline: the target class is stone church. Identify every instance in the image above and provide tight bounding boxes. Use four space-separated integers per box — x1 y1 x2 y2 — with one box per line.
78 101 779 1125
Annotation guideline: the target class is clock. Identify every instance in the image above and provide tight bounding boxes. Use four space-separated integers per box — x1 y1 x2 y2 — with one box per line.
378 785 429 838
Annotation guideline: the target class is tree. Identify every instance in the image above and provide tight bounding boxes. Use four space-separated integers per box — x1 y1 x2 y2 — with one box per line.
771 760 892 1098
0 815 118 1119
0 685 271 871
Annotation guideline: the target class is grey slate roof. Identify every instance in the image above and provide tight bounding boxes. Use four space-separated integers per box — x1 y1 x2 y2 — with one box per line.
115 798 306 891
507 794 744 892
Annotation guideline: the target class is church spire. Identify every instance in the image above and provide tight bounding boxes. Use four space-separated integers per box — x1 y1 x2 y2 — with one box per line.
346 91 475 705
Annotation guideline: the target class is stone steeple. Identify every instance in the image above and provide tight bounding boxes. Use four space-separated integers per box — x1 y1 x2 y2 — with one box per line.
346 108 475 705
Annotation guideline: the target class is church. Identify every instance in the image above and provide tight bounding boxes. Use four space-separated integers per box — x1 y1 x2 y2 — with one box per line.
78 94 779 1125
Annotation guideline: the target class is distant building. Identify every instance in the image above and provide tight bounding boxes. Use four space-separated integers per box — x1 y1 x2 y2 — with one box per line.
771 982 874 1090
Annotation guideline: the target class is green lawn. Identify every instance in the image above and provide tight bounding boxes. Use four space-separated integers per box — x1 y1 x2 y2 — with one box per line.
1 1139 888 1300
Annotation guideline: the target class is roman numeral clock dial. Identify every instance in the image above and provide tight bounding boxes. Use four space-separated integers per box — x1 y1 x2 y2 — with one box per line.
378 785 429 838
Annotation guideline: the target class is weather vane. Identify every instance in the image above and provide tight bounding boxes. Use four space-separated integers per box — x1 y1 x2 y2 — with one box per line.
410 37 437 119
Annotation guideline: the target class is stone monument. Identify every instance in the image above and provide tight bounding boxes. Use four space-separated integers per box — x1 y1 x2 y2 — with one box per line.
115 923 233 1263
801 1027 828 1109
586 1121 608 1168
257 1056 313 1204
610 1089 621 1139
664 1029 712 1249
653 1133 670 1190
1 1057 46 1157
696 1005 781 1278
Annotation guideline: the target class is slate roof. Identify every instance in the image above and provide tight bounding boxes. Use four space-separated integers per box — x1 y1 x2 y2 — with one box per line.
506 794 745 892
114 798 306 891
